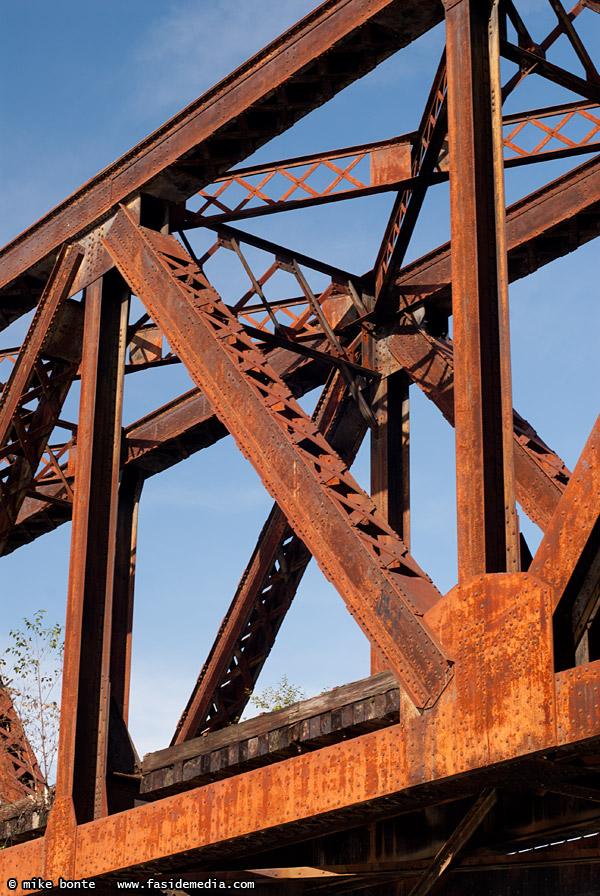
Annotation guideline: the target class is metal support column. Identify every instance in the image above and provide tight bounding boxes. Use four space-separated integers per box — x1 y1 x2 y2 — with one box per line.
371 366 410 674
444 0 518 581
45 268 129 875
371 369 410 545
110 467 143 724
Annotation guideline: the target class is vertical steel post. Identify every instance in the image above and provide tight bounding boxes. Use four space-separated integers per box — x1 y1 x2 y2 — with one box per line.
444 0 518 581
46 269 129 868
371 364 410 673
371 369 410 545
110 468 143 724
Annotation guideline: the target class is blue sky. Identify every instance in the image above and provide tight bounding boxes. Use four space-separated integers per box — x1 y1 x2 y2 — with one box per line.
1 1 599 760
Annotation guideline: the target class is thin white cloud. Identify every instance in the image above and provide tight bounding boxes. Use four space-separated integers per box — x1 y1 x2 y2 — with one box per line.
128 0 317 124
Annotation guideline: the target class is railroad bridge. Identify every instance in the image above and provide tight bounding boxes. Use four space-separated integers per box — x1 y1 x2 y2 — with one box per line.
0 0 599 892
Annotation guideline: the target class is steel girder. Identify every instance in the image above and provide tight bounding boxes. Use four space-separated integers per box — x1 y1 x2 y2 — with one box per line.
0 0 599 892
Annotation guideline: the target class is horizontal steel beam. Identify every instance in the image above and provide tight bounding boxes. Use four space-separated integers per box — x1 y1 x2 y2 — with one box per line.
2 575 595 884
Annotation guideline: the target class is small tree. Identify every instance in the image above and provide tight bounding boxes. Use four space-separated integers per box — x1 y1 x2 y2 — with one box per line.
250 675 305 712
0 610 63 788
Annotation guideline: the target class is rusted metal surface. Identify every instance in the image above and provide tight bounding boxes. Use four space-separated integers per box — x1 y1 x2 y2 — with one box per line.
189 136 413 224
531 413 600 607
103 212 452 709
395 150 600 314
531 414 600 668
0 684 45 803
51 271 129 833
0 245 83 554
555 659 600 745
445 0 518 580
174 368 367 741
0 0 444 301
0 339 335 555
373 51 448 309
150 672 400 798
110 468 143 725
503 101 600 165
0 0 599 890
385 325 571 532
407 788 497 896
3 573 583 881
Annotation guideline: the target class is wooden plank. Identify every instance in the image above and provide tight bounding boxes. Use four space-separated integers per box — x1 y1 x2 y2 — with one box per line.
142 671 398 773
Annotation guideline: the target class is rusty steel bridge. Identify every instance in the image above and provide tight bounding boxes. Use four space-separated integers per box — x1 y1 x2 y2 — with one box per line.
0 0 599 892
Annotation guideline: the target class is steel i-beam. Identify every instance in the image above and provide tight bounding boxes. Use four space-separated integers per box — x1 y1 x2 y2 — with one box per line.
45 269 129 877
444 0 519 580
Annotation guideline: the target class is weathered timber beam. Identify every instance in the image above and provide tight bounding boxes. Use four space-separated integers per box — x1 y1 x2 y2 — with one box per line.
0 0 443 299
152 674 399 795
154 672 398 773
173 368 367 741
386 325 570 532
103 212 452 709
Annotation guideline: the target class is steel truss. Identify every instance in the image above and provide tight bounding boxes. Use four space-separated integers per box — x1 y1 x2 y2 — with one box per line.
0 0 599 892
